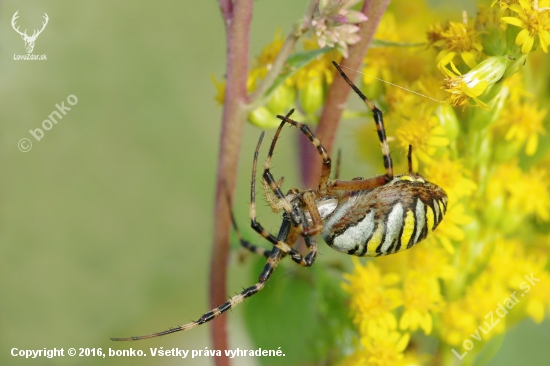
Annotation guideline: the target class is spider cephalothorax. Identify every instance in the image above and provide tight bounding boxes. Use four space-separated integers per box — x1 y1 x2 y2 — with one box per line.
111 61 447 341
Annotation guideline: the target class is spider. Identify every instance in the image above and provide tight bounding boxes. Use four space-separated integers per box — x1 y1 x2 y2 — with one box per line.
111 61 448 341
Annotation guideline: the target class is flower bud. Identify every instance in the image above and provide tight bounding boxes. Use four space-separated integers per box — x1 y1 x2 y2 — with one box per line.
267 84 296 115
464 56 508 85
248 106 281 129
299 76 325 116
442 56 507 110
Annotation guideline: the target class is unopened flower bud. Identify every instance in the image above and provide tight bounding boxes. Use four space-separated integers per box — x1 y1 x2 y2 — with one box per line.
267 84 297 115
300 76 325 116
248 106 281 129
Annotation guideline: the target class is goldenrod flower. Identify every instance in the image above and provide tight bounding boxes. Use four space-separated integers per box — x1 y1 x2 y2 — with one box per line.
409 243 457 281
502 100 547 155
395 113 449 167
423 158 477 202
226 1 550 363
507 167 550 221
431 21 483 68
501 0 550 53
431 202 473 254
340 330 410 366
292 38 338 91
399 271 444 334
440 302 478 345
440 56 507 110
342 259 402 337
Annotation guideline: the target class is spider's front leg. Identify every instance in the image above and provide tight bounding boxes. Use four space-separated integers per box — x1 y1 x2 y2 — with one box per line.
264 111 328 237
250 132 315 267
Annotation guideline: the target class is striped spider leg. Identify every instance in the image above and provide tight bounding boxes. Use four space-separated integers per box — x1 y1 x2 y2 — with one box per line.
272 61 448 257
110 130 314 341
110 60 448 341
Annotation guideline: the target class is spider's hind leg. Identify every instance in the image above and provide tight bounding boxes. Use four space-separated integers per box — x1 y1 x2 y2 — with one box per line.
110 222 290 341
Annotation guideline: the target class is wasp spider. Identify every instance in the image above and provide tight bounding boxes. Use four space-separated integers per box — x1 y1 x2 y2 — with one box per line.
111 61 447 341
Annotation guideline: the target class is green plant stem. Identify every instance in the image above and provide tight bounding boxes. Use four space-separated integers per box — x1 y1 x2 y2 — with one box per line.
300 0 391 188
248 0 319 109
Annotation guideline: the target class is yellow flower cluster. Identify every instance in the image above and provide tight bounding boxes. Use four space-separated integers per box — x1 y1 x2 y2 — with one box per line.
212 31 342 128
215 1 550 363
338 1 550 364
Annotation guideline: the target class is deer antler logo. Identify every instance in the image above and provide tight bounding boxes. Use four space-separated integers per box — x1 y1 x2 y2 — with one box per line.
11 11 49 54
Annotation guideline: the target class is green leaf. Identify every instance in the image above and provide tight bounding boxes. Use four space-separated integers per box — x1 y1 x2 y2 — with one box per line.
265 48 331 97
370 39 426 48
242 257 351 365
472 332 506 366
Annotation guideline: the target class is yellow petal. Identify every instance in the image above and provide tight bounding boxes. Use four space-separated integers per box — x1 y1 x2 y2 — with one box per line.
509 4 523 13
421 312 433 335
449 60 461 76
525 134 538 155
522 36 534 54
539 31 550 53
439 236 456 254
460 51 478 69
515 28 530 45
430 136 451 147
396 333 410 352
438 51 457 68
526 300 545 323
400 311 411 330
501 16 524 27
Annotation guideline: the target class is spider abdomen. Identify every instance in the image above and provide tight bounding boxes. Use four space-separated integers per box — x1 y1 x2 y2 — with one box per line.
321 175 447 256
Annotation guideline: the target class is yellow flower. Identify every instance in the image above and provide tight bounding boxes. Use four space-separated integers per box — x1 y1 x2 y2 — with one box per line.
507 167 550 221
501 0 550 53
430 202 473 254
486 161 523 202
431 21 483 69
359 328 410 366
337 329 410 366
440 302 478 345
342 259 402 337
440 56 507 110
503 100 547 155
463 273 509 336
423 158 477 203
291 38 338 90
409 243 457 281
395 112 450 168
399 271 444 334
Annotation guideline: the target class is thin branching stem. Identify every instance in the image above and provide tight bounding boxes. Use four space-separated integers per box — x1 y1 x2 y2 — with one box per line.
248 0 319 109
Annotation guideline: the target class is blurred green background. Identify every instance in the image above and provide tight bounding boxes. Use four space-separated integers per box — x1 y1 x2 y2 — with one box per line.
1 1 549 365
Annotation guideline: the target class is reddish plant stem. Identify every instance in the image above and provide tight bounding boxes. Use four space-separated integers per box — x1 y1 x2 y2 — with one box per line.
212 1 254 365
299 0 391 188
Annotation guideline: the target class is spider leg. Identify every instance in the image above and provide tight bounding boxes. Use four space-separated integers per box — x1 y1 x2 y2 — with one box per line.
407 144 413 174
274 111 332 194
334 149 342 180
110 221 290 341
250 132 308 265
328 175 388 191
263 176 291 214
332 61 393 181
224 182 271 258
296 201 318 265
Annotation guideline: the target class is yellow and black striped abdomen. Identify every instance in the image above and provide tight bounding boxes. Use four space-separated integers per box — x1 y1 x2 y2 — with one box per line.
321 175 447 256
